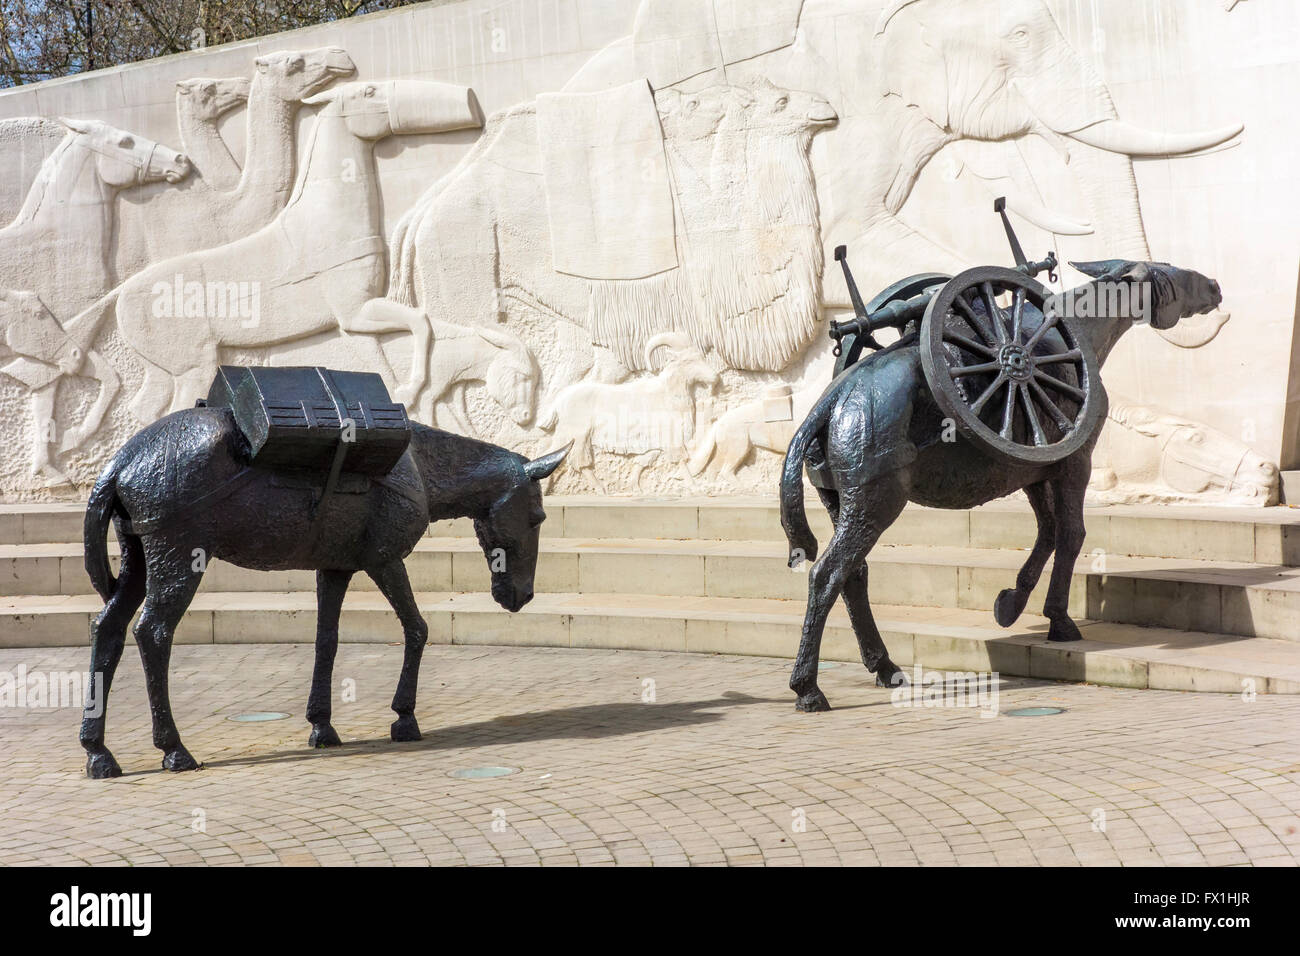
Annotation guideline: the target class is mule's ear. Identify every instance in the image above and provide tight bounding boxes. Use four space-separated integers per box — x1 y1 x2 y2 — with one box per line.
524 441 573 481
1070 258 1129 281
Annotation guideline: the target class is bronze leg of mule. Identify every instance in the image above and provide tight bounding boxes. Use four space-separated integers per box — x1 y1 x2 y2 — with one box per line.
1043 460 1091 642
790 479 907 712
306 569 353 748
840 564 905 688
367 559 428 742
81 531 146 779
812 487 904 688
993 480 1056 628
135 546 205 772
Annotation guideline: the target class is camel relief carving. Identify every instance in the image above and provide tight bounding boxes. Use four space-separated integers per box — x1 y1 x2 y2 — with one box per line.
0 118 189 321
65 79 483 422
174 76 250 191
567 0 1244 350
381 79 834 392
113 47 356 280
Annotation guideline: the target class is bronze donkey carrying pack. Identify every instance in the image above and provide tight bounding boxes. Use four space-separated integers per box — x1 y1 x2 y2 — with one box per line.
780 200 1224 712
80 365 568 778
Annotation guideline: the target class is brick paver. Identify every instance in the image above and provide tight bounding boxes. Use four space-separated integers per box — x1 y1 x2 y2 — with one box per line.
1 644 1297 866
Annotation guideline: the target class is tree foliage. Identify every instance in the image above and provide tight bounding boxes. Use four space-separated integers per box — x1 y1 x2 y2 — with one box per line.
0 1 433 88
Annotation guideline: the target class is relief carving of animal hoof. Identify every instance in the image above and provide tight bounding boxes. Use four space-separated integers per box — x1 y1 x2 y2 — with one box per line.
85 749 122 779
1047 617 1083 643
795 690 831 713
390 715 422 742
994 588 1028 628
161 747 202 772
308 724 342 748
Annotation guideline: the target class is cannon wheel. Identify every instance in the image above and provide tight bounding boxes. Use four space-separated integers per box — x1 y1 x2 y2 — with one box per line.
919 266 1102 466
832 272 951 376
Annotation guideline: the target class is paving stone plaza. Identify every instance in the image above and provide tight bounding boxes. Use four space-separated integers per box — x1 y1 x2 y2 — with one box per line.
2 643 1296 866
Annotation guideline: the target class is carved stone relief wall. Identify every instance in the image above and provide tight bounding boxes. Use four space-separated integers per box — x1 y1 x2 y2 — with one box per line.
0 0 1293 505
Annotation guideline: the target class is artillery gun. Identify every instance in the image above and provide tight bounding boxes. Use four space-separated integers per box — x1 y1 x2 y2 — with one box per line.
827 198 1102 466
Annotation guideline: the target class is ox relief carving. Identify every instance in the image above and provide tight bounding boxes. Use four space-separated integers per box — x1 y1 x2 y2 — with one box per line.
0 0 1278 507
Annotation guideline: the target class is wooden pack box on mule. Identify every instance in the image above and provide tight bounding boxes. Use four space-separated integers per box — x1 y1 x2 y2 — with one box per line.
201 365 410 475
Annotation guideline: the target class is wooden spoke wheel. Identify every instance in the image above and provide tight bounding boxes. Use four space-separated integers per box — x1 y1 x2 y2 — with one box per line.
919 266 1102 465
832 272 950 377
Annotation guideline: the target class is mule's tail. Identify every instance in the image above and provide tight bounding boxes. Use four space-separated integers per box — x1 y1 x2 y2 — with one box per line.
780 389 836 567
83 458 122 602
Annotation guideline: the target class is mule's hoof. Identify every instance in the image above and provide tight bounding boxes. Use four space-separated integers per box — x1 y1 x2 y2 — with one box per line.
308 724 342 748
875 662 907 688
390 715 422 742
795 690 831 713
993 589 1026 628
1047 618 1083 643
162 747 202 772
85 750 122 780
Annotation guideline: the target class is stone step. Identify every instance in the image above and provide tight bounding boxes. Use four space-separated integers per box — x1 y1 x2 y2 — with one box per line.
5 497 1299 566
3 590 1295 695
6 536 1298 643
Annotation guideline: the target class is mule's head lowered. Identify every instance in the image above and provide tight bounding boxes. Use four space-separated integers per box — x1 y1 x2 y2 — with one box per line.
473 443 571 612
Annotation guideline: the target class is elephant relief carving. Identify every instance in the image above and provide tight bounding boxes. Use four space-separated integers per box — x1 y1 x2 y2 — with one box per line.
568 0 1243 351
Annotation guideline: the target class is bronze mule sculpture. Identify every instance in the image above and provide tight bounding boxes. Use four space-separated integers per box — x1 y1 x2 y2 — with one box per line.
80 408 568 778
780 259 1223 712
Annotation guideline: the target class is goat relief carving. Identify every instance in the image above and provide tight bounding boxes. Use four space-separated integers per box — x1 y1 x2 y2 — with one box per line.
540 334 719 494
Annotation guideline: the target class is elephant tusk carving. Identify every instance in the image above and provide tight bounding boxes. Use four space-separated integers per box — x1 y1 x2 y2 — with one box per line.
1067 119 1244 157
1154 309 1231 349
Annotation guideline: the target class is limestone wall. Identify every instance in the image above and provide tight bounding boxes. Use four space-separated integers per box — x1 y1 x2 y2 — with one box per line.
0 0 1293 505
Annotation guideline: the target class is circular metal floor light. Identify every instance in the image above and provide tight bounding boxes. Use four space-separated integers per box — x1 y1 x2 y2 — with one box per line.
226 711 291 722
1006 706 1065 717
448 766 520 780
